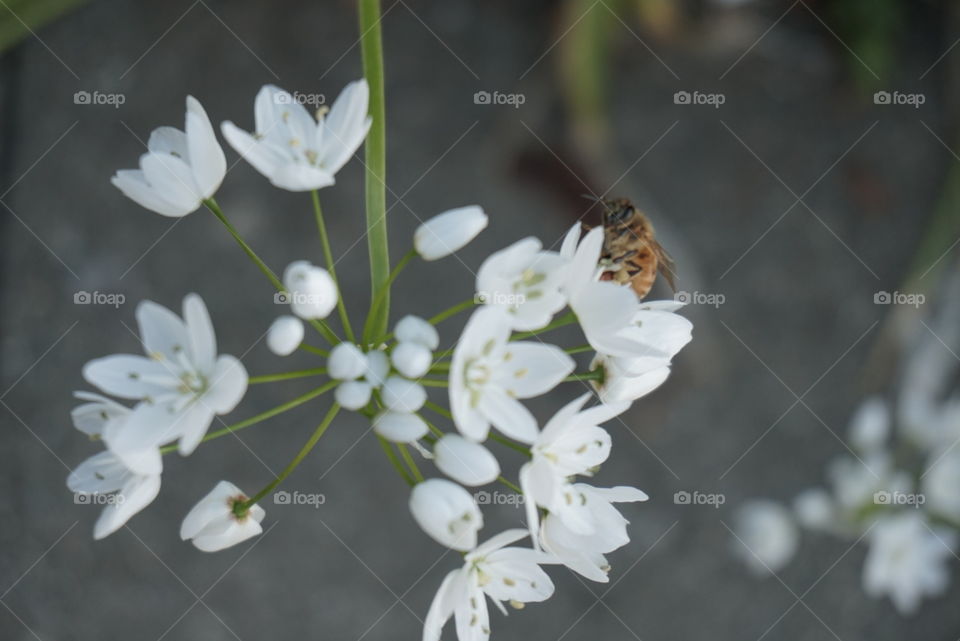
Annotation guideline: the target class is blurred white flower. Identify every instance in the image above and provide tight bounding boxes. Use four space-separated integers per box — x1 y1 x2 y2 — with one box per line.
82 294 248 464
731 500 799 576
392 341 433 379
433 434 500 486
328 342 368 380
181 480 265 552
382 376 427 413
424 529 556 641
335 380 373 411
922 448 960 522
792 488 835 531
266 315 304 356
395 315 440 349
283 261 338 320
827 454 909 515
70 391 131 438
67 450 161 539
112 96 225 217
374 410 429 443
848 397 890 454
450 307 574 444
409 478 482 551
221 80 370 191
475 238 567 331
863 512 955 615
414 206 488 261
539 484 647 582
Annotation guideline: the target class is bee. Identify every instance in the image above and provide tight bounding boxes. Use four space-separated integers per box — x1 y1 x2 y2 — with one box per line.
594 197 676 300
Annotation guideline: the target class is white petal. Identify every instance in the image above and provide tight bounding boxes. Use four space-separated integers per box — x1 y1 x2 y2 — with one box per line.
93 473 161 540
327 342 368 380
374 410 428 443
496 342 575 398
111 170 189 217
414 206 488 260
203 355 249 415
147 126 188 156
423 569 463 641
266 315 304 356
318 79 371 174
174 403 217 457
191 519 263 552
68 450 130 494
335 380 372 411
409 479 482 551
269 163 336 192
434 435 500 486
364 350 390 386
184 96 226 198
70 392 130 437
395 315 440 350
82 355 177 400
183 293 217 374
136 300 189 363
478 387 538 444
392 342 432 379
283 261 338 319
382 376 427 413
454 577 490 641
220 121 287 179
139 152 202 213
470 529 530 558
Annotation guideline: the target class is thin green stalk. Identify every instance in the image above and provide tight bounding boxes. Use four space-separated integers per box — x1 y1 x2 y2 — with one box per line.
204 198 340 345
418 378 448 388
249 367 328 384
418 413 445 438
428 299 476 326
378 435 414 485
160 381 337 454
363 249 416 345
243 403 341 508
424 400 452 420
511 311 577 341
359 0 390 341
488 432 532 457
299 344 329 357
498 476 522 493
564 371 604 383
311 191 356 343
398 444 424 483
565 344 593 355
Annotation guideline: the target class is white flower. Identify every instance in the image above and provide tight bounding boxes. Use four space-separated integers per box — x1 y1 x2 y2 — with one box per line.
112 96 225 217
731 500 799 576
82 294 248 465
374 410 429 443
450 307 574 444
71 391 131 438
590 355 671 404
335 381 373 410
424 529 556 641
414 206 488 261
67 450 161 539
221 80 370 191
283 261 338 320
827 454 909 514
395 315 439 349
539 485 647 582
863 512 955 615
409 479 483 551
433 434 500 486
792 488 834 531
180 480 265 552
328 342 368 380
266 315 304 356
560 225 652 357
475 238 567 331
520 393 627 538
382 376 427 413
848 397 890 454
364 349 390 386
392 342 433 379
922 448 960 522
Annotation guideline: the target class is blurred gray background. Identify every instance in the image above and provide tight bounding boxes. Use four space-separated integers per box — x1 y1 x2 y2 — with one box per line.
2 0 959 639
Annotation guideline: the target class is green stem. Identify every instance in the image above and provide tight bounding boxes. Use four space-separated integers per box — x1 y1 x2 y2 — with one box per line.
160 381 337 454
564 371 604 383
398 444 424 483
249 367 328 384
424 400 452 420
418 413 445 438
428 299 476 326
358 0 390 341
565 344 594 355
299 344 329 357
243 403 341 508
204 198 340 345
498 476 522 493
418 378 448 388
488 432 532 457
311 191 356 343
363 249 416 345
378 435 414 485
511 311 577 341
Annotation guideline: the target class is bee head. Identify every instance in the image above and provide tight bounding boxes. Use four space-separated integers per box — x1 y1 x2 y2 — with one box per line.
601 198 635 225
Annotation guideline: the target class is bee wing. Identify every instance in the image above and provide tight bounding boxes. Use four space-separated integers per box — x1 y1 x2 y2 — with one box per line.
653 242 678 292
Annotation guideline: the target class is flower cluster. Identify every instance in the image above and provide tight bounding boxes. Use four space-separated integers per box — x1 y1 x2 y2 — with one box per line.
733 292 960 615
67 76 693 641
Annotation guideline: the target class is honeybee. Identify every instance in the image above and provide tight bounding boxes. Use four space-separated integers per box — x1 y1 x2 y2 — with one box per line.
594 197 676 300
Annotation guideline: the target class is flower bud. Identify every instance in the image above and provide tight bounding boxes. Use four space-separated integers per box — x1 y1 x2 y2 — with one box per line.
414 206 487 261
